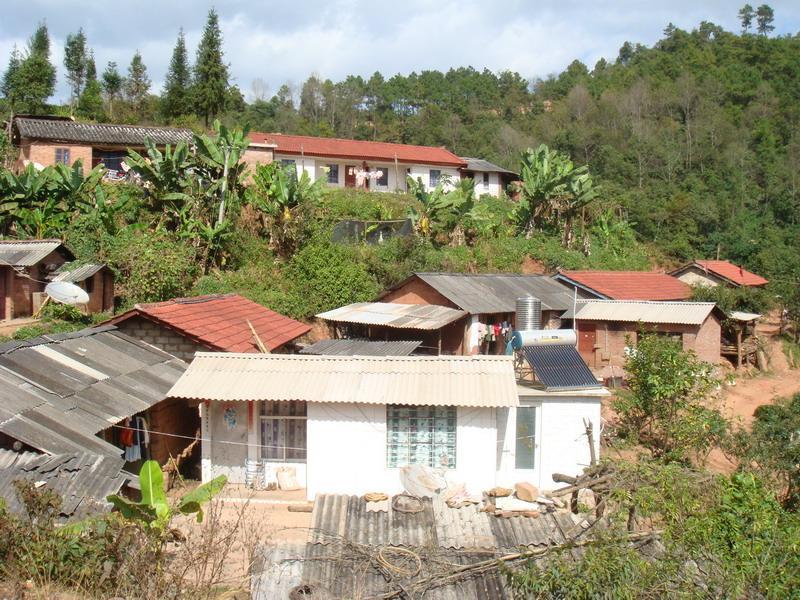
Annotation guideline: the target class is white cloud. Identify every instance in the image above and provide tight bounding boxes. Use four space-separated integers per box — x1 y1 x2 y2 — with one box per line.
0 0 798 103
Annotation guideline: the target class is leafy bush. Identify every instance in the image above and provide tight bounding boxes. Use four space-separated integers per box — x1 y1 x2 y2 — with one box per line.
690 282 773 315
104 228 199 306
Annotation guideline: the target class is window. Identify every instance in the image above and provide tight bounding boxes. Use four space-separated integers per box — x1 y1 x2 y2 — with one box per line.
55 148 70 165
429 169 441 188
515 406 536 469
326 164 339 184
482 172 490 190
387 406 456 468
260 401 307 462
373 167 389 188
280 159 296 167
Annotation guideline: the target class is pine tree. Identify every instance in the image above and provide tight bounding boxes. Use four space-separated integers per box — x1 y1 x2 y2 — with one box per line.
194 8 229 127
15 23 57 114
124 51 151 117
162 29 192 120
101 61 123 119
1 46 22 110
64 28 88 112
738 4 755 33
756 4 775 35
77 53 104 120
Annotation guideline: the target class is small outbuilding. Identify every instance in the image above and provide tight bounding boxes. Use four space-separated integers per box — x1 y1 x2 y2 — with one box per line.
669 259 769 288
106 293 311 361
49 262 115 313
574 300 723 367
459 157 517 198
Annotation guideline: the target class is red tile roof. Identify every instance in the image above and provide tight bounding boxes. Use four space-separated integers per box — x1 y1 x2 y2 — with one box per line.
687 260 768 287
249 132 466 167
108 294 310 353
557 271 692 301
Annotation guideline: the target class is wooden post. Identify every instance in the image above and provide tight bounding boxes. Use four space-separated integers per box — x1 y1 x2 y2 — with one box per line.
736 328 743 369
584 418 597 467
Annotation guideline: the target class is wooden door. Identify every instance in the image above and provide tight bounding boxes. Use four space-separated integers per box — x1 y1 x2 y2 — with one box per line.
578 322 596 365
345 165 356 187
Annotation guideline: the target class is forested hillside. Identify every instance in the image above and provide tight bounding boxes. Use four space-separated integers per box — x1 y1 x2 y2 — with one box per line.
1 8 799 303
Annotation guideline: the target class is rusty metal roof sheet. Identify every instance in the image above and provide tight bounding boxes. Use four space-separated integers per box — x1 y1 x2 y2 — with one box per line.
168 353 519 408
0 326 186 456
575 300 717 325
0 239 72 266
0 449 125 521
316 302 466 330
299 339 421 356
13 116 193 146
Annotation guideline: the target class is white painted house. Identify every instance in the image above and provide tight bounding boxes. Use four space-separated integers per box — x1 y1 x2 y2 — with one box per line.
460 157 517 198
167 353 605 500
248 132 465 192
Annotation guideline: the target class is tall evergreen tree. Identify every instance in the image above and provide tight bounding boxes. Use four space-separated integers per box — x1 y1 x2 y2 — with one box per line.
77 52 104 120
64 28 88 112
101 61 123 119
194 9 229 127
124 51 151 117
162 29 192 120
738 4 755 33
14 23 57 114
1 46 22 110
756 4 775 35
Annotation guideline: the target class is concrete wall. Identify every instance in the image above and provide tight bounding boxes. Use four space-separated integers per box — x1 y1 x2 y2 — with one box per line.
202 400 248 484
496 393 602 489
17 139 93 170
673 266 725 288
465 171 504 198
115 316 207 362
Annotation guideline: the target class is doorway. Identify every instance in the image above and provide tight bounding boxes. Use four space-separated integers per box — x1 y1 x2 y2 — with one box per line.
578 323 597 366
345 165 356 188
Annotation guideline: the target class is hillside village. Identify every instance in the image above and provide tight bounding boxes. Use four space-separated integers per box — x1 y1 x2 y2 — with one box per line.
1 4 800 600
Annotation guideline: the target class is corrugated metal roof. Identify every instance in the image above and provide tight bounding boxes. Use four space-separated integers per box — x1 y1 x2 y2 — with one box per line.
168 353 519 408
729 311 761 322
0 239 72 266
0 326 186 456
14 117 193 146
106 293 310 353
461 157 517 175
575 300 717 325
299 339 422 356
252 494 585 600
316 302 466 330
0 449 125 521
395 273 575 316
521 345 601 391
50 262 105 283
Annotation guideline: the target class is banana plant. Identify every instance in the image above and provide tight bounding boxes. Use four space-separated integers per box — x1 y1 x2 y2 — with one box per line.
126 139 193 215
49 161 107 212
107 460 226 530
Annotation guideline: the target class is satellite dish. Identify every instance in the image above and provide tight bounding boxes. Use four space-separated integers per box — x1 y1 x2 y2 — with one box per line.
45 281 90 305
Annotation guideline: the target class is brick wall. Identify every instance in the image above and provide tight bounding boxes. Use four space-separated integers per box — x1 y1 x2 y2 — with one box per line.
18 139 93 170
692 314 722 363
381 277 460 308
241 146 274 179
80 269 115 314
115 316 208 361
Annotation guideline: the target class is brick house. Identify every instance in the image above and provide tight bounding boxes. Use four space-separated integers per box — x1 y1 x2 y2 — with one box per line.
669 259 769 289
553 270 692 301
8 115 194 174
373 273 576 355
574 300 723 367
105 293 311 362
0 239 74 319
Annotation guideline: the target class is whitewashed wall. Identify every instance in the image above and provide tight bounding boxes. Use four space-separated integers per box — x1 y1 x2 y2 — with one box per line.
496 390 604 490
469 171 504 198
674 267 722 287
203 400 248 484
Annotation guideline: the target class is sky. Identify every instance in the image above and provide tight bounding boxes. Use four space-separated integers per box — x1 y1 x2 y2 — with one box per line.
1 0 799 103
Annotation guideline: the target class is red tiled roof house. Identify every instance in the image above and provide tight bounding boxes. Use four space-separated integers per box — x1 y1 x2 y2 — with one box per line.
553 270 693 301
248 132 466 193
105 294 310 362
669 260 769 288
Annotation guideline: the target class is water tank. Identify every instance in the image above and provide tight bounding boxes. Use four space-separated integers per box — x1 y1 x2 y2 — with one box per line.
516 296 542 331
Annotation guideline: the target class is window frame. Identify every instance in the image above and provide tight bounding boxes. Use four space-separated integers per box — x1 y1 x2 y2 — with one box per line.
373 166 389 188
55 147 71 165
326 163 339 185
386 405 457 469
259 400 307 463
429 169 441 188
482 172 490 190
514 405 538 470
